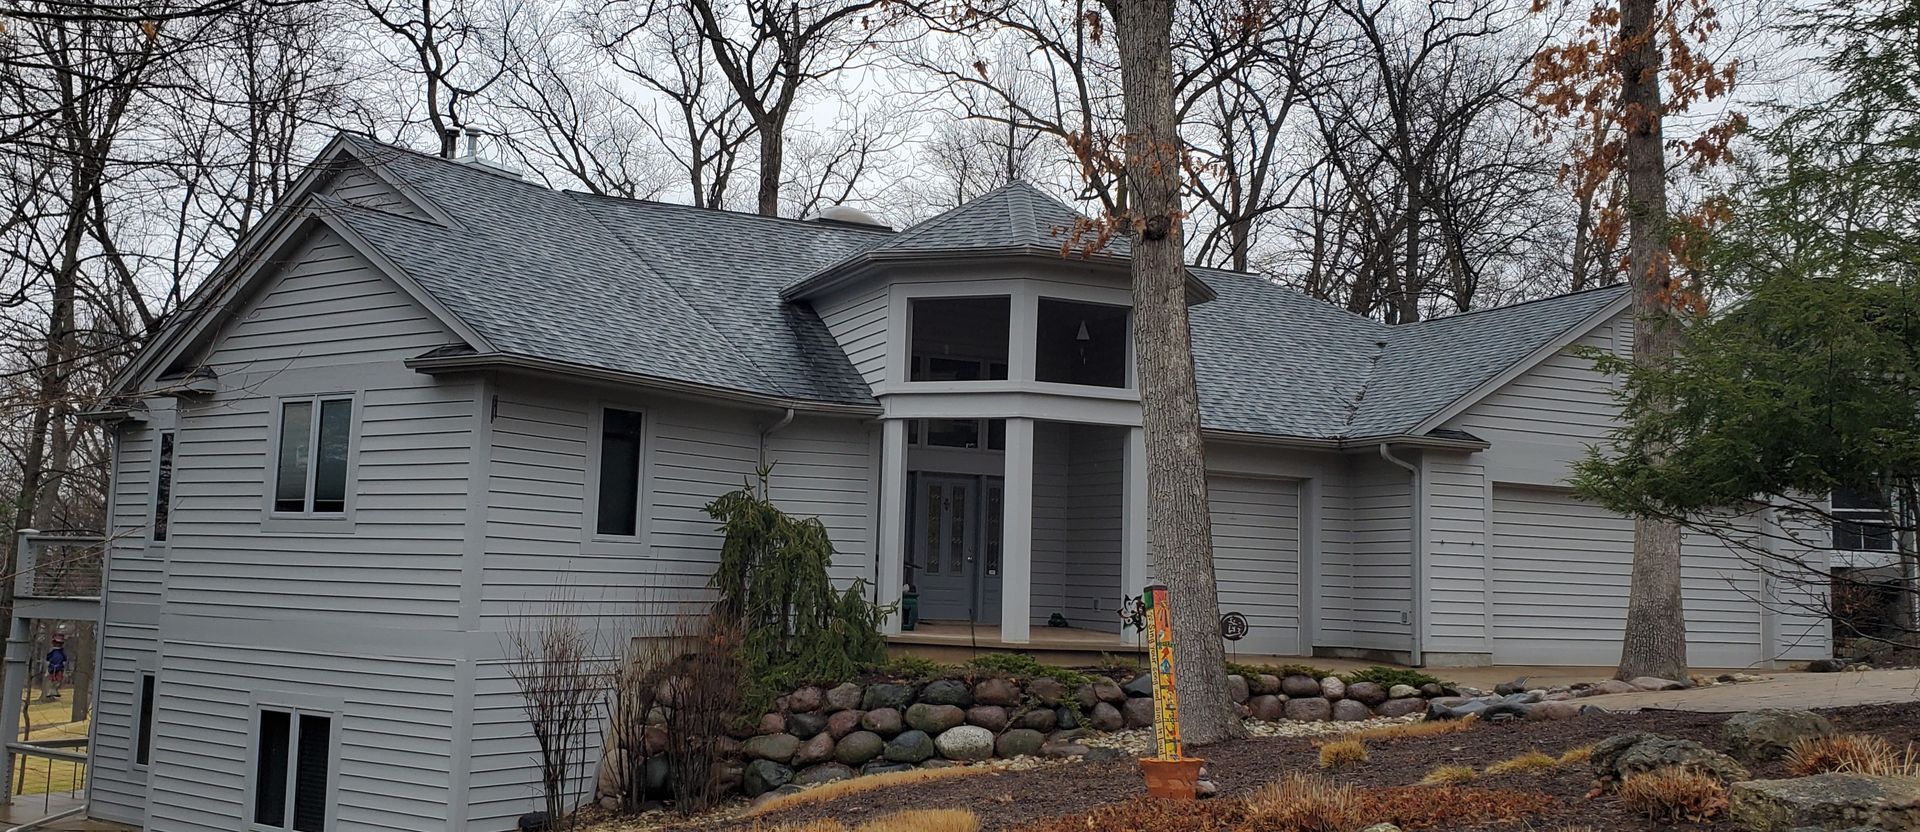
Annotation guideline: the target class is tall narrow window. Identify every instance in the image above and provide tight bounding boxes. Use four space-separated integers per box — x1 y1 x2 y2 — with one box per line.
153 433 175 542
252 707 332 831
274 397 352 515
134 673 156 767
596 408 644 536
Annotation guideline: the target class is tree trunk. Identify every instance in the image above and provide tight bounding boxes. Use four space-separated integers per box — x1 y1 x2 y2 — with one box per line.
754 119 783 216
1613 0 1689 683
68 622 92 722
1108 0 1243 746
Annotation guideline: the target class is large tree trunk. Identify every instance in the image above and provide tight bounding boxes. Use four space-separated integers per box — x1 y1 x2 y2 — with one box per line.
1613 0 1689 683
754 119 783 216
1108 0 1243 746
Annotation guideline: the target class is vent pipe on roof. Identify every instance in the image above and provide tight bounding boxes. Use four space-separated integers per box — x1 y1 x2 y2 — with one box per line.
463 125 483 161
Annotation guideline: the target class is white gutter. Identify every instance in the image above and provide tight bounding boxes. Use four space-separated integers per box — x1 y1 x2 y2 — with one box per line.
1379 443 1425 667
759 408 797 468
406 353 883 418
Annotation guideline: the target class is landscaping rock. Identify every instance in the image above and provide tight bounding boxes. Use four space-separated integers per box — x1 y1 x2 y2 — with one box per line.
1722 710 1837 764
974 678 1022 706
1345 681 1387 706
1805 658 1849 673
935 725 996 761
861 707 904 736
1320 677 1346 699
1028 677 1067 705
787 712 828 740
1494 677 1530 696
919 679 973 707
884 729 936 763
1055 706 1080 730
826 709 864 740
1226 674 1251 703
643 724 668 756
862 761 915 776
1592 732 1750 785
788 686 823 713
825 682 863 712
1729 773 1920 831
1628 676 1688 692
794 732 835 766
864 683 916 711
1123 674 1154 698
1093 677 1127 704
743 760 793 797
1360 825 1403 832
1525 700 1585 721
519 812 551 831
1592 679 1638 695
967 705 1010 733
596 749 627 799
1332 699 1373 721
756 713 787 736
793 763 854 786
1015 708 1057 731
1388 684 1419 699
743 734 800 763
1090 701 1125 732
1122 697 1154 729
1376 698 1426 718
1249 695 1285 721
1075 684 1100 710
1281 675 1323 698
1041 741 1091 759
1284 697 1332 721
834 731 884 765
996 728 1046 758
1419 683 1445 697
905 703 966 734
1251 674 1282 696
715 736 744 760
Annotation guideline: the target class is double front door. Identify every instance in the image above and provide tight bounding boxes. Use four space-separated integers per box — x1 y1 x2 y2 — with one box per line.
912 473 1004 623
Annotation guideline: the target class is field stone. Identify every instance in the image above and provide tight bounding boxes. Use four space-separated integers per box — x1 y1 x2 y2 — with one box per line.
715 736 744 760
1389 684 1420 699
1345 681 1387 706
861 707 904 736
884 729 936 763
1284 697 1332 721
997 728 1046 758
787 712 828 740
1122 697 1154 729
967 705 1010 733
742 759 793 797
1055 706 1081 730
1722 710 1837 764
906 703 966 734
863 683 916 711
1281 675 1323 698
1526 700 1585 721
1015 708 1057 731
1592 679 1638 695
788 686 823 713
1123 674 1154 698
793 762 855 786
1249 695 1285 721
643 724 668 756
825 683 863 712
1332 699 1373 721
834 731 884 765
1227 675 1251 703
1592 732 1750 785
1376 698 1426 718
1090 701 1125 732
1628 676 1688 692
935 725 996 761
826 709 864 740
1075 684 1101 710
974 677 1022 706
756 713 786 736
794 732 835 766
1093 677 1127 704
1419 683 1445 697
743 733 800 763
1251 674 1282 696
920 679 973 707
1028 677 1067 705
1320 677 1346 700
1729 773 1920 832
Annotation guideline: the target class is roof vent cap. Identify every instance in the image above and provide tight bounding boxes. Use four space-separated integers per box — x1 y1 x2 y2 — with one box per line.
813 204 890 229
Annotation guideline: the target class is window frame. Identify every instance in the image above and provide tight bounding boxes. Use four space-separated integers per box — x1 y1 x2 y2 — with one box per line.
244 696 341 832
1832 488 1897 552
1033 296 1133 389
263 393 359 533
149 429 177 549
906 294 1014 385
584 402 652 544
131 668 156 773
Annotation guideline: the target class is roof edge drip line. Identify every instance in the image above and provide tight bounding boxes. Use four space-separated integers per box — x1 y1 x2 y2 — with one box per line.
405 352 883 417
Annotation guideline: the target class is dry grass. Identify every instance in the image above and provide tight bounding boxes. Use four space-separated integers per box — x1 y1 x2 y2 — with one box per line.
754 809 981 832
1346 714 1476 743
1485 750 1560 775
1418 764 1479 785
1557 744 1594 766
1785 734 1920 778
744 766 992 816
1317 738 1369 770
1242 772 1363 832
1618 767 1728 823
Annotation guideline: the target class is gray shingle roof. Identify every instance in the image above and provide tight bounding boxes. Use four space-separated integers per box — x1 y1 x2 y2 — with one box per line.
315 135 1627 436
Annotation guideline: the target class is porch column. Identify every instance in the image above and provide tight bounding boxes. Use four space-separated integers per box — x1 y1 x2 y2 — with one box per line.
877 419 907 635
1001 417 1035 644
1121 426 1149 604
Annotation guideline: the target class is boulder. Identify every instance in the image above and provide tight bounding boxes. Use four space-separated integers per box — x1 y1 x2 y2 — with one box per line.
596 748 628 799
1592 679 1639 695
743 733 800 763
1281 675 1323 698
919 679 974 707
1729 773 1920 832
1251 674 1283 696
1122 697 1154 729
967 705 1010 733
1055 706 1080 730
1419 683 1445 698
825 682 863 712
826 709 865 740
1591 732 1750 786
974 678 1022 706
1227 674 1251 703
1494 677 1530 696
1628 676 1688 692
643 724 668 756
756 713 787 736
518 812 551 832
905 703 966 734
715 736 744 760
935 725 996 761
1284 697 1332 721
788 686 823 713
862 761 915 776
1122 674 1154 698
1090 701 1126 732
1074 684 1101 710
742 760 794 797
1332 699 1373 721
1344 682 1388 706
863 683 917 711
793 762 855 786
1722 710 1837 764
1805 658 1849 673
1525 700 1585 721
1015 707 1057 731
1028 677 1068 705
787 712 828 740
1093 677 1127 704
794 732 836 766
1320 677 1346 700
861 707 904 736
1376 698 1426 718
1388 684 1420 699
1249 695 1285 721
834 731 885 765
996 728 1046 758
884 729 937 763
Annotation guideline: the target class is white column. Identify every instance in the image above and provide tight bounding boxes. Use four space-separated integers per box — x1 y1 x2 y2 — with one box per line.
1121 426 1149 604
1001 418 1035 644
877 419 907 635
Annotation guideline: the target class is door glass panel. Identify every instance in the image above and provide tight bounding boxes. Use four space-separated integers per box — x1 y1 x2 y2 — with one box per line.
925 484 942 573
949 489 967 575
985 486 1002 577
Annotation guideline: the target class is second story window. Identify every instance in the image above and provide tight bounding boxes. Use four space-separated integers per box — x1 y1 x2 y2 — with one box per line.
596 408 645 537
274 397 352 515
910 296 1010 382
1035 298 1129 388
153 431 175 542
1833 488 1895 551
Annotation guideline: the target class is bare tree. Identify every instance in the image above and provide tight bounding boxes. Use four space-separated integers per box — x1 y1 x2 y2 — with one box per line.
593 0 756 208
361 0 521 156
504 599 613 831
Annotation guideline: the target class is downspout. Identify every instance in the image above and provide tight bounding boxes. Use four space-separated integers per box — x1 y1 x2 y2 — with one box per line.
1379 444 1424 667
759 408 797 469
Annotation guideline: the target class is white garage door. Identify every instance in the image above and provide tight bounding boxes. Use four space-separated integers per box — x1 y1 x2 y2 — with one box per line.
1492 486 1765 667
1210 475 1302 657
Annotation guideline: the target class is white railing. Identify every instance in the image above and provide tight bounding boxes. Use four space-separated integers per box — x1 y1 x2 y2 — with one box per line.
10 532 104 601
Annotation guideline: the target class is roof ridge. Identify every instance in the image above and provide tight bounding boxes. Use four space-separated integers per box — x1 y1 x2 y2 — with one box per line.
1395 283 1629 328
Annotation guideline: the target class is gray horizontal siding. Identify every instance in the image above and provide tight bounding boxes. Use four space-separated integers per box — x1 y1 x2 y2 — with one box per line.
766 416 876 588
1209 475 1300 656
88 622 157 827
328 165 425 217
1446 319 1624 445
1425 456 1489 654
816 286 888 387
1347 457 1413 651
464 662 608 831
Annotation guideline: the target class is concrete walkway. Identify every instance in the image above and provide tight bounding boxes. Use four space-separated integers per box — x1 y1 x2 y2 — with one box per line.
1592 667 1920 713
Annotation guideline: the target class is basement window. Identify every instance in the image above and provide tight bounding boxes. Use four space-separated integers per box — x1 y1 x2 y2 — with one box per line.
252 708 333 832
910 297 1010 382
1035 298 1129 388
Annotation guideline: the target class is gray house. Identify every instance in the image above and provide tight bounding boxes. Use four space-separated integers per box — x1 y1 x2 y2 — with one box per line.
84 135 1829 831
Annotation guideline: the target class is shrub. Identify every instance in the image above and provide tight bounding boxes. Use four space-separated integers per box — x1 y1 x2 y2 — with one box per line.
1243 773 1363 832
1784 733 1918 777
1227 661 1333 680
1418 764 1478 785
964 653 1091 686
1348 714 1476 742
1485 750 1560 775
876 654 956 681
1317 738 1369 770
1337 666 1445 689
1617 767 1728 823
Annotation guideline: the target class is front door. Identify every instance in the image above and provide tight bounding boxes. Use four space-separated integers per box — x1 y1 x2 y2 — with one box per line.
914 475 979 621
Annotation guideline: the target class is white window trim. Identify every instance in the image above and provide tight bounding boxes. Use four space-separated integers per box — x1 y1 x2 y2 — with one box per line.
147 429 176 556
583 402 653 547
1832 490 1897 553
243 693 343 832
262 393 360 534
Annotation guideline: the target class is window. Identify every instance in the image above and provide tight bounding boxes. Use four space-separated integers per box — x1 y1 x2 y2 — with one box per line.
1833 488 1895 551
153 432 175 543
596 408 645 537
907 418 1005 451
274 398 352 515
253 708 332 832
909 297 1010 382
134 673 155 767
1035 298 1129 388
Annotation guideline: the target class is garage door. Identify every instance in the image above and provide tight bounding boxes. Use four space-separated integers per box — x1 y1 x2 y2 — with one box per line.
1492 486 1765 667
1210 476 1302 656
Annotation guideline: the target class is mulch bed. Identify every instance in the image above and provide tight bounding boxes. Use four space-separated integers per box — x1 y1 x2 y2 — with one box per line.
687 700 1920 831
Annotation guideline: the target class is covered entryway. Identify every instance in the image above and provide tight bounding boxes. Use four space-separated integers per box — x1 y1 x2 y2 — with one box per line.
1209 475 1303 656
910 473 1003 623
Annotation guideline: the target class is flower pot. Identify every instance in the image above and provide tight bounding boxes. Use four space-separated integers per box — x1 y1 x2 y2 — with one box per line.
1139 756 1205 800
